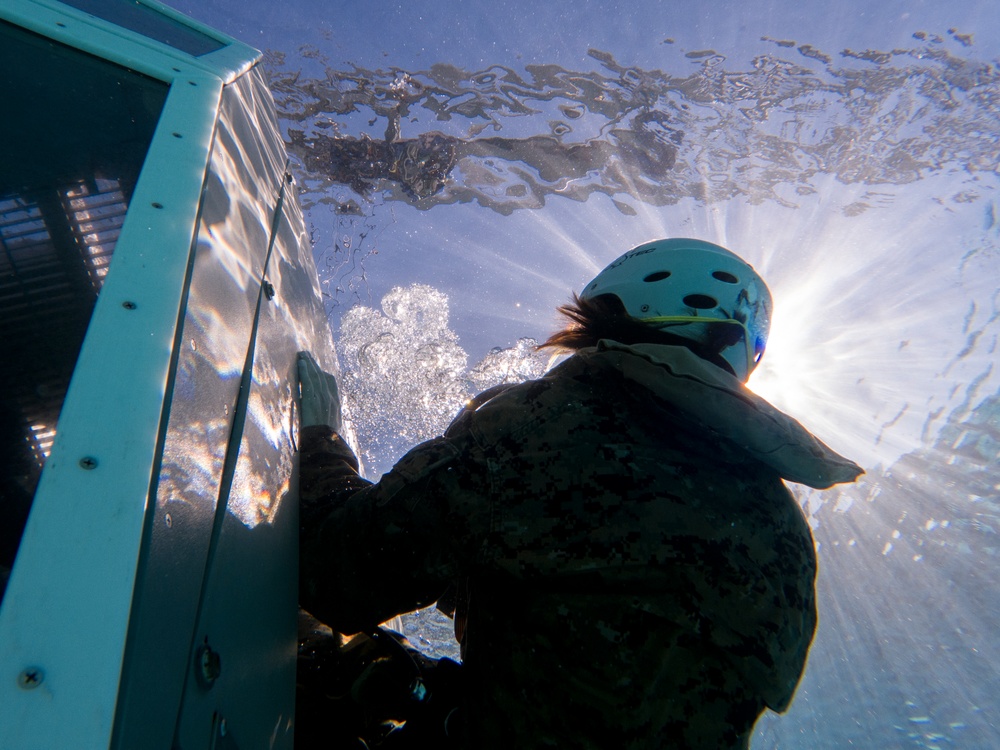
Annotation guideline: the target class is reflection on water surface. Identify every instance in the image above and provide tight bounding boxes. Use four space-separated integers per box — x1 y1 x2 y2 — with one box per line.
272 36 998 215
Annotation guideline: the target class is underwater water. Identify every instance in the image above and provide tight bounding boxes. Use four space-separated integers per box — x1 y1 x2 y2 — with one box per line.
170 1 1000 746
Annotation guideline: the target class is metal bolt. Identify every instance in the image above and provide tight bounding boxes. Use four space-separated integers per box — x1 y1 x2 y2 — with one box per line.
17 667 44 690
263 281 275 300
79 457 98 470
198 643 221 687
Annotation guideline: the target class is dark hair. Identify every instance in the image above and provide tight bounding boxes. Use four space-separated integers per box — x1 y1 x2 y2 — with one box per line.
539 293 738 376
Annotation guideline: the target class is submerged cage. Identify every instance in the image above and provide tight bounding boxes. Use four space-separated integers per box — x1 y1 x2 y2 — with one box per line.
0 0 337 746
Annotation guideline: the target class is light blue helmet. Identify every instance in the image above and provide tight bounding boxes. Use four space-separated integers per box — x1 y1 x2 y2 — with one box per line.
581 238 772 381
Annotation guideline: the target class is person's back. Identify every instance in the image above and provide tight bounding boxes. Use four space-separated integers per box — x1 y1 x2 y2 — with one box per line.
296 238 862 749
441 341 824 749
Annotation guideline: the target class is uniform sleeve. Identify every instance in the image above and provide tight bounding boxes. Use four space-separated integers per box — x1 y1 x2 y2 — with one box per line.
298 425 492 635
299 425 373 529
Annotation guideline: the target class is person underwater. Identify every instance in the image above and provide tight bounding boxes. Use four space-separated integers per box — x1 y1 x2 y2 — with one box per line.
295 237 863 749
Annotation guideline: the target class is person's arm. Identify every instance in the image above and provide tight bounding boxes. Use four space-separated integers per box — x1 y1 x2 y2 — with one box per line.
297 352 370 525
296 352 491 635
300 432 486 634
299 424 372 529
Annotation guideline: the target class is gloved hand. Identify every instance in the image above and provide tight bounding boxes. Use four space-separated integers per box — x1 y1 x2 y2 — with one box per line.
297 351 344 432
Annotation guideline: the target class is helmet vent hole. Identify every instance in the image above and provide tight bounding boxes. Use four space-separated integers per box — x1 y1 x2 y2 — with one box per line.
683 294 718 310
712 271 739 284
643 271 671 282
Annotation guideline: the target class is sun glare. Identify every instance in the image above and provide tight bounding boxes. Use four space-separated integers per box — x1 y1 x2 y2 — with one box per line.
743 190 999 473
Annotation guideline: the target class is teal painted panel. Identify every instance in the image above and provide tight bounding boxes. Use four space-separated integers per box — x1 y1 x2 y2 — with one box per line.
111 98 265 748
58 0 226 56
172 67 337 749
111 65 335 748
0 4 330 744
0 68 223 749
5 0 260 85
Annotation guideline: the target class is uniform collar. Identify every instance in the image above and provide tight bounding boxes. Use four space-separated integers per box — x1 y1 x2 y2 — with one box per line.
576 340 863 489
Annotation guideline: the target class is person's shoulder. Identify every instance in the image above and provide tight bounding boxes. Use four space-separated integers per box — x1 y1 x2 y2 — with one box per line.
445 369 583 446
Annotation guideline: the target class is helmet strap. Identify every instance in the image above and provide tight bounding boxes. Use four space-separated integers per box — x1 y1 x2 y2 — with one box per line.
642 316 754 379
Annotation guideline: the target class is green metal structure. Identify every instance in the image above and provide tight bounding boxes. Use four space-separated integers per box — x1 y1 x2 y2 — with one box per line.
0 1 337 746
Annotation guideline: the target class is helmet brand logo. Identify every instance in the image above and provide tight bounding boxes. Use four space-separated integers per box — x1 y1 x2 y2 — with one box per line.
607 246 655 269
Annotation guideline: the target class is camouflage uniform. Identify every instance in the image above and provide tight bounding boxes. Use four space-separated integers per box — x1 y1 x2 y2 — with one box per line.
299 341 861 749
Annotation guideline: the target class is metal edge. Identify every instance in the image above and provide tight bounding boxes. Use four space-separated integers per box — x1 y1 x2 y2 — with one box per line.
4 0 261 84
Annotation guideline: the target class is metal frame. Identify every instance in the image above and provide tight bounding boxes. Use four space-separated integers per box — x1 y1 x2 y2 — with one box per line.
4 0 259 83
0 1 265 745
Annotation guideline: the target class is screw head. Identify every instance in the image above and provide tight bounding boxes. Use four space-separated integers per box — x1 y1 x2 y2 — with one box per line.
17 667 44 690
79 457 98 470
197 644 221 688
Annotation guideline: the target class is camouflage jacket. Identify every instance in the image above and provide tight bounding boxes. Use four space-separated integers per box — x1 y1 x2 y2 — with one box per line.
299 341 862 748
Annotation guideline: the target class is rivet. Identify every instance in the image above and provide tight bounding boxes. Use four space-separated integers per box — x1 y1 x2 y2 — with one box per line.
79 457 98 470
640 304 650 312
17 667 44 690
198 643 222 687
122 301 137 310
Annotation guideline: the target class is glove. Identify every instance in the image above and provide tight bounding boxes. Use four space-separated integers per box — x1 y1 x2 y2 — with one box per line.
297 351 344 432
